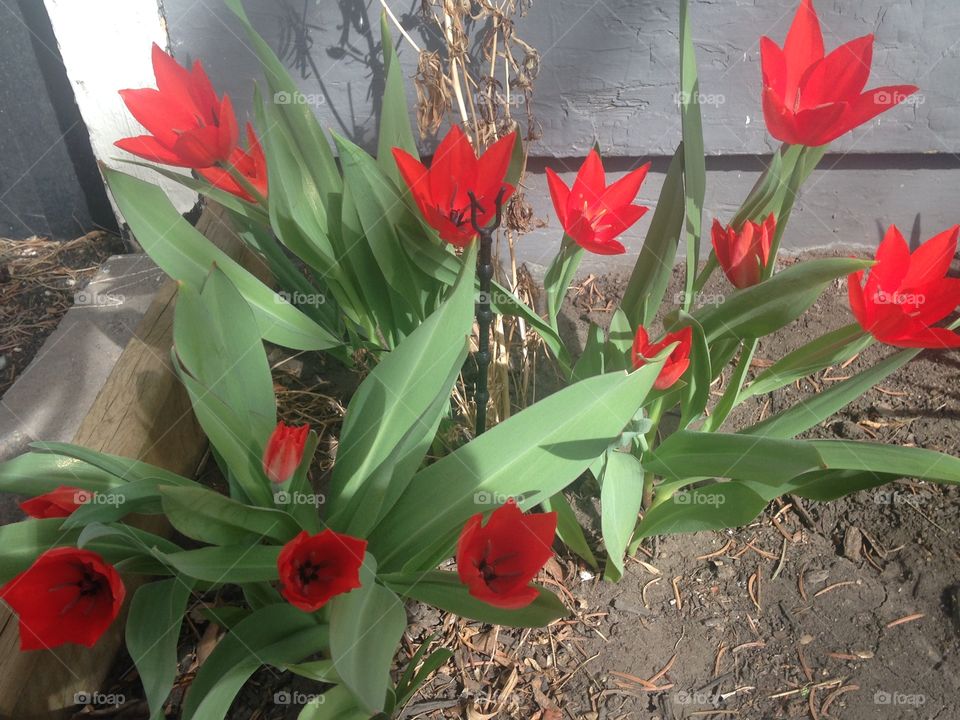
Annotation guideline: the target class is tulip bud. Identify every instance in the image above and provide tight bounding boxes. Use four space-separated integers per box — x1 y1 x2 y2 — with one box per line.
263 421 310 484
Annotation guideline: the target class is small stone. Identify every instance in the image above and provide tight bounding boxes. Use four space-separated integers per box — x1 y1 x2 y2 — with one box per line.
843 527 863 561
799 634 814 645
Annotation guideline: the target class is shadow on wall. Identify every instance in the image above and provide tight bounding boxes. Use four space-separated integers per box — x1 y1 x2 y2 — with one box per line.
270 0 503 149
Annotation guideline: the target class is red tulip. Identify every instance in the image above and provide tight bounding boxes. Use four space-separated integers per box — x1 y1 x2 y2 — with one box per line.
632 325 693 390
392 126 516 247
277 530 366 612
19 485 87 519
456 499 556 609
116 43 239 168
760 0 918 147
263 421 310 484
848 225 960 349
711 214 776 289
197 124 268 201
546 150 650 255
0 548 125 650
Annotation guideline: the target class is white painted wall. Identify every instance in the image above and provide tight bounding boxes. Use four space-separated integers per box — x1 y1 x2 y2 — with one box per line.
43 0 196 216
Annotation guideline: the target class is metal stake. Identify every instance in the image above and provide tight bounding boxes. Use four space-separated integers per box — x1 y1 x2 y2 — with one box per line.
468 187 506 436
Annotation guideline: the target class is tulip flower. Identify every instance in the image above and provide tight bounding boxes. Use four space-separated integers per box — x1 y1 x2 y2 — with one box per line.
711 214 776 289
197 124 268 202
392 126 516 247
19 485 86 519
546 150 650 255
0 548 125 650
456 499 557 609
632 325 693 390
116 43 239 168
277 530 367 611
760 0 918 147
263 421 310 484
848 225 960 349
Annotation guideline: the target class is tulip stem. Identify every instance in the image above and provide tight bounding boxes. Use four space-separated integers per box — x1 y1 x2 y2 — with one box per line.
220 161 268 207
468 188 506 436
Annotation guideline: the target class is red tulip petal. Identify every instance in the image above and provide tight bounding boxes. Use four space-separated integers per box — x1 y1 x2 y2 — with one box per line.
150 43 196 112
216 93 240 162
902 225 959 289
118 87 194 148
576 234 627 256
836 84 919 139
429 126 477 211
760 37 788 100
475 131 516 201
546 167 571 228
761 86 804 145
910 277 960 326
710 219 732 273
187 59 221 125
800 35 873 108
600 162 650 211
783 0 825 99
570 149 606 210
790 101 849 146
392 147 433 212
847 270 869 327
870 225 911 293
115 135 193 166
593 204 647 244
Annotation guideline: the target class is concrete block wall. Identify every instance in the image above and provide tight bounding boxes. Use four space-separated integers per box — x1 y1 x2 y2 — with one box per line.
162 0 960 272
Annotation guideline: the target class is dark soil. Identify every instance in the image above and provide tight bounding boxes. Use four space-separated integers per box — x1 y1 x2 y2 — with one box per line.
84 253 960 720
0 231 125 396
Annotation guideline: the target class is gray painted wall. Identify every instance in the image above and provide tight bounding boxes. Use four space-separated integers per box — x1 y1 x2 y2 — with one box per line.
163 0 960 263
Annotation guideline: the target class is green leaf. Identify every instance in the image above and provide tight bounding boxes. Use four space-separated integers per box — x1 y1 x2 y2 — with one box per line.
102 167 343 351
742 323 872 400
620 145 685 327
174 267 277 448
571 322 606 382
0 451 123 496
644 431 826 484
744 347 917 439
127 578 196 720
679 0 706 312
334 133 430 314
692 258 872 341
30 442 195 487
543 234 583 330
223 0 342 202
383 571 568 627
160 545 281 584
159 486 300 546
678 313 711 427
636 483 768 537
395 644 454 708
700 339 754 433
182 604 329 720
328 244 476 534
297 686 369 720
542 492 597 569
0 519 80 582
599 450 645 576
370 362 666 572
378 11 418 186
329 555 406 714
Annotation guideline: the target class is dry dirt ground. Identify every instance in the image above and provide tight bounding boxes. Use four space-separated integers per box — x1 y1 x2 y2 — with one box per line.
91 255 959 720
